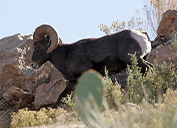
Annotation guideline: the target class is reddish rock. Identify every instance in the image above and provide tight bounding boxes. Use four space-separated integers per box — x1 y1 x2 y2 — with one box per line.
0 63 35 93
157 9 177 38
148 44 175 64
34 78 67 110
3 86 34 108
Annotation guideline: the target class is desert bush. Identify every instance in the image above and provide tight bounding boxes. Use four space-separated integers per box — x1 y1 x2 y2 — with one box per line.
126 53 144 103
126 46 177 104
127 57 177 104
10 107 80 128
98 9 143 35
104 67 125 109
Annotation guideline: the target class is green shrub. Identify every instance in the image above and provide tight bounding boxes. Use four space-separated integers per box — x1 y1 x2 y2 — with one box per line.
144 60 177 103
126 53 144 103
104 67 125 109
126 51 177 104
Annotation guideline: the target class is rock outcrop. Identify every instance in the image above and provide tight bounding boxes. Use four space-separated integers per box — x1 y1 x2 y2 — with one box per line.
157 9 177 38
149 9 177 64
0 33 65 109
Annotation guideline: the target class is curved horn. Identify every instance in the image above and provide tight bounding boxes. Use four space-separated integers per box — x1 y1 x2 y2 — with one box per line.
33 24 61 53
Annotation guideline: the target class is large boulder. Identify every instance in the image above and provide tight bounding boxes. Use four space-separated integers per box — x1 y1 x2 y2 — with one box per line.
0 33 65 108
148 44 175 64
34 78 67 110
157 9 177 38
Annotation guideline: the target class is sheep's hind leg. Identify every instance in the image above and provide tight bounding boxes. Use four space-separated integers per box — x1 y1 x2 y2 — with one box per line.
137 57 153 74
119 55 152 74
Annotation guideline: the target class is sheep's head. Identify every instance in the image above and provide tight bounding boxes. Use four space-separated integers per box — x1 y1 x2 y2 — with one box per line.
31 24 62 69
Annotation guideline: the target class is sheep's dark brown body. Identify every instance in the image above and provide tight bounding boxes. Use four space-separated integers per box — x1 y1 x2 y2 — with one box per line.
32 24 152 108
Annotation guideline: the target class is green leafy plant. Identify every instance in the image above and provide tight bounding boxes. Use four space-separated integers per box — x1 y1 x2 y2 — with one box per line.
126 53 144 104
104 67 124 109
144 60 177 103
126 45 177 104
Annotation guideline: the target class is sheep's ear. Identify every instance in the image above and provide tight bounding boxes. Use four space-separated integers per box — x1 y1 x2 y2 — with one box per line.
45 35 51 47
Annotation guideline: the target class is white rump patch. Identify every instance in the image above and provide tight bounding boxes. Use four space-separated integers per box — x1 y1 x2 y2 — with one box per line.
130 29 151 58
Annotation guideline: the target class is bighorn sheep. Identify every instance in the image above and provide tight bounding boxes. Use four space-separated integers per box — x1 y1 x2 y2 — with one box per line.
31 24 152 108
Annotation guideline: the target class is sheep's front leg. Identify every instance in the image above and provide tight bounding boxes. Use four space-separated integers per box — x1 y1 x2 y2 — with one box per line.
53 80 76 108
